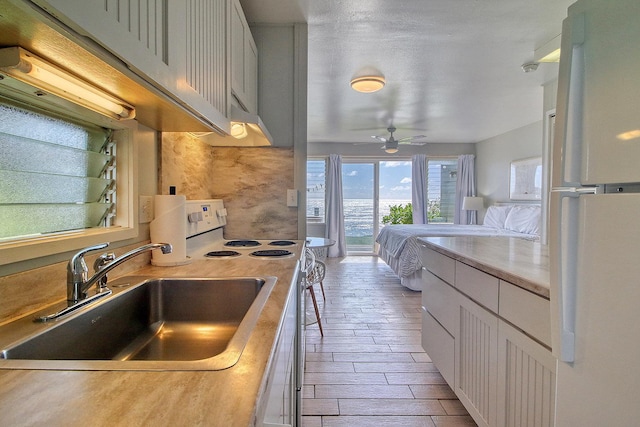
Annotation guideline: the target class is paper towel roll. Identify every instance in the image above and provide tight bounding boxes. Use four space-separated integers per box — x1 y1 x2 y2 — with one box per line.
150 195 191 266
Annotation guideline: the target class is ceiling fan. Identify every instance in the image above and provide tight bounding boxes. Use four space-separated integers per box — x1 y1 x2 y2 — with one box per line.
359 126 426 153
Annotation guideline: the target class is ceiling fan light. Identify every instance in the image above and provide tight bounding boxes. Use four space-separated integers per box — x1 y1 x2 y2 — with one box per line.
350 76 385 93
385 147 398 154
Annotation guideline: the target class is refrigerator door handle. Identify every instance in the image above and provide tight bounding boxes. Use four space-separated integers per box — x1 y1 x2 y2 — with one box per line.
551 187 594 362
561 12 586 186
553 189 578 362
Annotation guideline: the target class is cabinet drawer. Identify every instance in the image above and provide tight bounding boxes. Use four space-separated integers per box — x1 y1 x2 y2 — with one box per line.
421 246 455 284
499 281 551 347
455 261 499 313
422 309 455 387
422 269 457 334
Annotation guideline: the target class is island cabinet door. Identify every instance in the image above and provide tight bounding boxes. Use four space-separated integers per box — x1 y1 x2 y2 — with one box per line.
421 268 457 387
497 320 556 427
455 294 498 427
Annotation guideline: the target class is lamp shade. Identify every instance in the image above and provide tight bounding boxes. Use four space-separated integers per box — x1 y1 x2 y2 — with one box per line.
462 196 484 211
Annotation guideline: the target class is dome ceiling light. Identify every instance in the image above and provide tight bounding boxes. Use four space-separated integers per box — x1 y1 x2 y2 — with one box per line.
350 75 385 93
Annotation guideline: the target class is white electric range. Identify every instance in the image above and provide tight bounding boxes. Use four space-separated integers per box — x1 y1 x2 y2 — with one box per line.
184 199 298 260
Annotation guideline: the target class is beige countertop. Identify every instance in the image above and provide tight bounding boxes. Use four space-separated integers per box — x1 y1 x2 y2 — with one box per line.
419 236 550 298
0 244 303 427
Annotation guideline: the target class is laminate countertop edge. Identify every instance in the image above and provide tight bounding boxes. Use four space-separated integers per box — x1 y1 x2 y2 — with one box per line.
418 236 550 299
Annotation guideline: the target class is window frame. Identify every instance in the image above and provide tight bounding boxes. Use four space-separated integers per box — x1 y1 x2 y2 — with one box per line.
426 156 458 224
0 118 139 266
306 157 327 224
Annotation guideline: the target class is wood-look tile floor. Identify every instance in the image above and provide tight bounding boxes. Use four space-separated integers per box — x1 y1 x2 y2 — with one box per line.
302 256 477 427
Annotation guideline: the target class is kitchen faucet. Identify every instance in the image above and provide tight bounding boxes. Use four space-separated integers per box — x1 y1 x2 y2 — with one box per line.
67 242 172 303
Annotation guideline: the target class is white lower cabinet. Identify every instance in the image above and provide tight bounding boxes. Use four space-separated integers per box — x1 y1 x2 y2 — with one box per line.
422 309 455 386
420 245 556 427
455 293 499 427
258 281 297 426
497 320 556 427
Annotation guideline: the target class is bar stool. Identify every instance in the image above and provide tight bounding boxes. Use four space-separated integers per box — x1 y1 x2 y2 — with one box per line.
304 248 324 336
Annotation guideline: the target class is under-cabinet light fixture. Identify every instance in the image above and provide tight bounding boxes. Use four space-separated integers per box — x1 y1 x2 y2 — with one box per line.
0 47 135 120
230 122 248 139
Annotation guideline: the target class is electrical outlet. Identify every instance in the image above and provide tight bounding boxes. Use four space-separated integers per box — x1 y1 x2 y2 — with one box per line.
287 189 298 207
139 196 154 223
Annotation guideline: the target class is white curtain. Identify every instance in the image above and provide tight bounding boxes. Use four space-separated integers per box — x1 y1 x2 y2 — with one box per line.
454 154 477 225
326 154 347 257
411 154 428 224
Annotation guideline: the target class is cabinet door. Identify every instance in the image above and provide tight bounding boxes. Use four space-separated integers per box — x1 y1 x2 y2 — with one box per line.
259 282 297 426
497 320 556 427
33 0 173 88
456 294 498 427
230 0 258 113
230 0 245 102
34 0 230 131
173 0 229 129
422 309 455 387
243 34 258 113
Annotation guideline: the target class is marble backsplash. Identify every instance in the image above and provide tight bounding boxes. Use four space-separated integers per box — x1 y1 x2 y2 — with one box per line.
160 133 298 240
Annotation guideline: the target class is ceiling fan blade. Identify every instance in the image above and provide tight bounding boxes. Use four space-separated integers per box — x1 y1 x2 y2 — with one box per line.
397 135 427 142
353 141 383 146
371 135 388 142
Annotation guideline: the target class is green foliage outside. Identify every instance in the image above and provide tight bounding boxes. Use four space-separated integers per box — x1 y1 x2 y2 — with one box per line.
427 199 442 222
382 200 443 225
382 203 413 224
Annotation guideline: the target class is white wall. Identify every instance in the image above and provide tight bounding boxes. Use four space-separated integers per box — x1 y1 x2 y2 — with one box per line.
476 121 543 207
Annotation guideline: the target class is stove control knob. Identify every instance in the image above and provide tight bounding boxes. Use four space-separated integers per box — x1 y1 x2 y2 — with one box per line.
188 212 203 223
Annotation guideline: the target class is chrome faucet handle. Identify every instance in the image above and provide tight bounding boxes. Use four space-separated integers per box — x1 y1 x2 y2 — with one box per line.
67 242 109 301
93 252 116 291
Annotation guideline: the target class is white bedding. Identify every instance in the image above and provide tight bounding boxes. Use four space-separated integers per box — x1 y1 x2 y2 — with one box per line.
376 223 538 290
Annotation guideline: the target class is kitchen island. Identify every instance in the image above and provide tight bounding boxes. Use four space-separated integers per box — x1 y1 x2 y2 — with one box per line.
0 245 303 427
418 236 555 427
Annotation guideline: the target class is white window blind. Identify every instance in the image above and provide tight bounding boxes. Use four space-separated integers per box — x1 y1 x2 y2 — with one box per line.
0 101 115 240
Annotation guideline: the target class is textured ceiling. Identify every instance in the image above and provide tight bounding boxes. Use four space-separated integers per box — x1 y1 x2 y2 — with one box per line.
242 0 574 145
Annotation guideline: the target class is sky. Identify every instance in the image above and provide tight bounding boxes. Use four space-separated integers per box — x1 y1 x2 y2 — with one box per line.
341 161 412 200
307 160 412 201
308 159 458 203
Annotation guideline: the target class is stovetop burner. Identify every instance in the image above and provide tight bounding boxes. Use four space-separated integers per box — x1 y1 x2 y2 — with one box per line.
250 249 293 258
205 250 241 258
268 240 296 247
225 240 261 247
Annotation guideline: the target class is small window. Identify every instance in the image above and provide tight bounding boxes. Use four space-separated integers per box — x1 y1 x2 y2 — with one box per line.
0 102 115 240
306 159 326 222
427 158 457 223
0 97 137 265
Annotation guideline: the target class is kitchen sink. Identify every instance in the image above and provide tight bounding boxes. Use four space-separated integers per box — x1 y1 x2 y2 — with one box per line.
0 276 276 371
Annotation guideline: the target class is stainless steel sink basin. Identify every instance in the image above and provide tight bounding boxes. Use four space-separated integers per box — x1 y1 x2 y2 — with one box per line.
0 276 276 370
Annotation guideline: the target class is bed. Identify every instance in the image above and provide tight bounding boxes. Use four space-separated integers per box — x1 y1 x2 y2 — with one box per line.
376 205 541 290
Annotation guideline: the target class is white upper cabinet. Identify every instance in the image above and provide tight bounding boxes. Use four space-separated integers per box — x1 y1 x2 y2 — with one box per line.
30 0 243 133
171 0 229 131
230 0 257 114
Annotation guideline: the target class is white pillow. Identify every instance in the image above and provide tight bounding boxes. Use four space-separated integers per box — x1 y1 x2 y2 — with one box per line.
504 205 541 235
483 205 513 229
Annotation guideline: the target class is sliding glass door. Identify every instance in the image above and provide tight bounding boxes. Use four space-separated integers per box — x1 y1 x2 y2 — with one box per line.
341 162 375 253
340 160 413 254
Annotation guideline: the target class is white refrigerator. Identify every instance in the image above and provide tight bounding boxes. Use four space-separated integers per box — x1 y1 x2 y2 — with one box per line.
550 0 640 425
